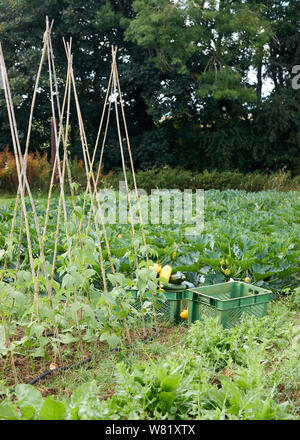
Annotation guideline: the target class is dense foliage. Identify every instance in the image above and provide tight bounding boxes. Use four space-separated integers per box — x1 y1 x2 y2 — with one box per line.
0 0 299 174
1 295 300 419
0 188 299 419
1 146 300 194
0 189 299 353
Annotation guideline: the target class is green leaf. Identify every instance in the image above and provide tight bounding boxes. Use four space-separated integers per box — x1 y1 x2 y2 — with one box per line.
158 391 175 409
100 331 110 342
101 291 117 305
20 406 35 420
71 381 99 403
65 222 76 235
15 384 43 412
16 271 32 284
30 323 45 338
107 334 121 349
31 346 46 358
62 274 77 290
0 402 19 420
74 206 83 219
59 333 78 344
161 375 180 392
10 290 26 307
85 269 96 279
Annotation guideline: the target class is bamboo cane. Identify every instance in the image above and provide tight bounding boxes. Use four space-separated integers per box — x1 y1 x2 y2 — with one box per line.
67 45 132 343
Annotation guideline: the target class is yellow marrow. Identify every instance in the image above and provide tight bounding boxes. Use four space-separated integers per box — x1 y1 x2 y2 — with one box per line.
149 263 162 274
160 265 172 283
180 309 188 320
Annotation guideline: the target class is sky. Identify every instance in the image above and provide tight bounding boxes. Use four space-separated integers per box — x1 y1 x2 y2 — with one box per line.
248 66 274 97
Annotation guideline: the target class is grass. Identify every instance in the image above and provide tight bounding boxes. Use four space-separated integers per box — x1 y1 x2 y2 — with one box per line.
40 299 300 413
42 323 188 400
0 195 15 207
0 193 50 208
3 296 299 410
0 296 299 419
1 323 189 399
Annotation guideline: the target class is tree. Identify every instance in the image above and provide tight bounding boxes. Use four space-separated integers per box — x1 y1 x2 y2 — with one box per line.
0 0 299 174
0 0 166 170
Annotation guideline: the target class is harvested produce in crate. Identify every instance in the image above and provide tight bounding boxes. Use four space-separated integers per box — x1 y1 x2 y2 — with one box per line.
181 281 195 289
170 272 186 284
160 282 187 291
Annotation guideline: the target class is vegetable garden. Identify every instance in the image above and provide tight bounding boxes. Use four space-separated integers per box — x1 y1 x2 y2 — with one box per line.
0 21 299 421
0 190 299 420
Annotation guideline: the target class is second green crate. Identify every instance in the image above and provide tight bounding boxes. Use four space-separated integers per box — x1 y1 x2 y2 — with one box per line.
185 281 272 329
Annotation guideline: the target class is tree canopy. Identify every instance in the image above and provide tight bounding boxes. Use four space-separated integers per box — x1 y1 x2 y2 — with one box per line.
0 0 299 173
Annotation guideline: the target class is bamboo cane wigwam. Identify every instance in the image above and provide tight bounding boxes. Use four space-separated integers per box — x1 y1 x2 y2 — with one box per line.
0 18 160 357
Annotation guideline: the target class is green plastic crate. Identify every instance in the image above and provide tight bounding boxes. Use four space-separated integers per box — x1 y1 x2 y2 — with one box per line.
185 281 272 329
124 288 187 323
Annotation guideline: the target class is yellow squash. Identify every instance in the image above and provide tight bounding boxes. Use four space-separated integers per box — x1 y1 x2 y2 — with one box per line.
149 263 162 274
160 265 172 283
180 309 188 320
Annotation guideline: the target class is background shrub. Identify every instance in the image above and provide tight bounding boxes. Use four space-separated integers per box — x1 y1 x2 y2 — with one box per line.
0 147 51 193
102 166 300 194
0 149 299 195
